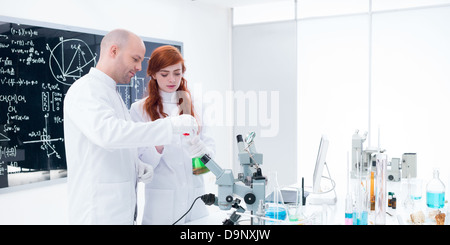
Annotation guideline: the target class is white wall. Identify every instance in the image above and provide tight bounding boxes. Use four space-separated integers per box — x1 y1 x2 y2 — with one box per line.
234 1 450 198
298 4 450 194
297 14 369 192
371 5 450 183
0 0 232 224
0 179 68 224
232 21 298 187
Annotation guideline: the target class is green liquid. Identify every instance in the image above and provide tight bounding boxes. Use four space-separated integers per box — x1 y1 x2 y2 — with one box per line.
192 157 209 175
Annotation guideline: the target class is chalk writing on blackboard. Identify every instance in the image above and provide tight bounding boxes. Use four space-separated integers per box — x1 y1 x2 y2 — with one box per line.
0 18 182 189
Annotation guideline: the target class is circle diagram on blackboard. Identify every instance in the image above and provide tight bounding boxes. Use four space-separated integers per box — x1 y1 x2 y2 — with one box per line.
47 37 97 86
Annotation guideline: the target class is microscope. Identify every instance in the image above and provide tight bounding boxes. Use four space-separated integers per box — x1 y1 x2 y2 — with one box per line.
351 130 382 178
200 132 266 225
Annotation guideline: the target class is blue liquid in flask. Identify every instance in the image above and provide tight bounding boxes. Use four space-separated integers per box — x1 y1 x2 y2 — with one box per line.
426 192 445 209
426 169 445 209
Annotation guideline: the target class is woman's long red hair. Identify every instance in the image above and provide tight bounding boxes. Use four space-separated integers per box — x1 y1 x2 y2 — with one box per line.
143 45 198 126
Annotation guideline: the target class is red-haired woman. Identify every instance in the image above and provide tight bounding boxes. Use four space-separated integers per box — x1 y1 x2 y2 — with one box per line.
130 45 215 225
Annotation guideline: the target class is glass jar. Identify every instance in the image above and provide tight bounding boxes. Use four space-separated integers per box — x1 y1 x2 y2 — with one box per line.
426 169 445 209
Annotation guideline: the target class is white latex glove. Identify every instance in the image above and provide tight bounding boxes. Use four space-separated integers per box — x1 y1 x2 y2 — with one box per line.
169 114 198 136
188 135 212 158
137 160 154 184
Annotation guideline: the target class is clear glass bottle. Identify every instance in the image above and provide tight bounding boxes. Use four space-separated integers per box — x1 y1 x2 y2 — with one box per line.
426 169 445 209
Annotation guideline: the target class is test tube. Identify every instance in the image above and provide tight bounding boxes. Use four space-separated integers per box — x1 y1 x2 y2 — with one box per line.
370 170 375 211
345 152 353 225
345 194 353 225
353 149 369 225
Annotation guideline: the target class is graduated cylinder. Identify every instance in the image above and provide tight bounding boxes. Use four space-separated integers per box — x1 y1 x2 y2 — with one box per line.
375 153 387 225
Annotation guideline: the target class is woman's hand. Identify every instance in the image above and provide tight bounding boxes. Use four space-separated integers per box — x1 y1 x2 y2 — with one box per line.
155 145 164 154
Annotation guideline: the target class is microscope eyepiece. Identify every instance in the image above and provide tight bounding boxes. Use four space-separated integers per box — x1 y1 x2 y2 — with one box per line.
200 154 211 164
236 135 243 143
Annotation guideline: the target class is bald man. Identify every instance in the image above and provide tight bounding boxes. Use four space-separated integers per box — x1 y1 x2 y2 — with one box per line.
63 29 198 224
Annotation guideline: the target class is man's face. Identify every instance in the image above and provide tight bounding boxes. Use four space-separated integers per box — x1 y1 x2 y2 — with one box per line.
114 36 145 84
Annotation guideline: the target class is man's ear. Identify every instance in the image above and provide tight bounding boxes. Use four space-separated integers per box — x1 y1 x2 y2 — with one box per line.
109 45 119 58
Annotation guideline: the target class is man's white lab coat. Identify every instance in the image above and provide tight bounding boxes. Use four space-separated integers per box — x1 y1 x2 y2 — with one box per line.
63 68 173 224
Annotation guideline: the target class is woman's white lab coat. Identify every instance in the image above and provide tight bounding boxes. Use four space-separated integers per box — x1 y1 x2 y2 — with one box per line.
63 68 174 225
130 91 215 225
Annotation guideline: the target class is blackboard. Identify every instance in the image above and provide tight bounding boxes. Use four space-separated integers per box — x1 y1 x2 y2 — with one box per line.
0 17 182 189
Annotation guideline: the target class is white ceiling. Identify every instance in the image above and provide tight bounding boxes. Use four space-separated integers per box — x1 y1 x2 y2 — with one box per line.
192 0 289 8
192 0 450 10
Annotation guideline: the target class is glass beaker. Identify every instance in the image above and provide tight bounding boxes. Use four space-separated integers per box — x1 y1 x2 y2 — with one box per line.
287 204 299 221
409 178 423 200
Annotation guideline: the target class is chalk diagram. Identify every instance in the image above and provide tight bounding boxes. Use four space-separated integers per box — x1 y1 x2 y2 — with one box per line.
0 131 10 142
47 37 97 86
22 113 63 159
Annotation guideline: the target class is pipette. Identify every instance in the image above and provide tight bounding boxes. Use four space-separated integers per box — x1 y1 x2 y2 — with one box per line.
345 151 353 225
